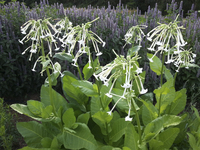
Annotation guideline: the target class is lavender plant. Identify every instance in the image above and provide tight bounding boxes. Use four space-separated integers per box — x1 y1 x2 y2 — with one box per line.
10 12 199 150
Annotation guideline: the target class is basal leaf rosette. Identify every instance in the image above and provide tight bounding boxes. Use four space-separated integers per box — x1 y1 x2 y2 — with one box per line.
94 50 147 121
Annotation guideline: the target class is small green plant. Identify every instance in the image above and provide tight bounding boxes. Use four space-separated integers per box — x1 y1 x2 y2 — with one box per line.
187 107 200 150
11 14 199 150
0 98 17 150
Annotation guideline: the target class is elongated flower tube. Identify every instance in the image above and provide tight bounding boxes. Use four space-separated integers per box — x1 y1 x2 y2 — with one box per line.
147 15 187 64
58 17 105 68
125 99 132 121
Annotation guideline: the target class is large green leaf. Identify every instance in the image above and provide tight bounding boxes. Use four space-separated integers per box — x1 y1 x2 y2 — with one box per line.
90 96 103 116
127 45 141 56
143 115 183 142
149 139 163 150
147 53 162 75
141 100 158 126
169 88 186 115
124 123 139 150
100 85 113 111
53 52 73 62
109 118 129 142
164 66 173 81
92 111 113 135
17 121 53 148
187 133 200 150
10 104 44 121
162 115 184 128
44 62 61 86
11 104 36 117
77 112 90 125
83 57 98 80
27 100 45 116
62 72 88 107
62 123 97 150
51 137 61 149
154 79 175 115
40 85 68 112
174 120 188 144
62 108 76 128
41 137 52 148
72 80 98 97
158 128 180 149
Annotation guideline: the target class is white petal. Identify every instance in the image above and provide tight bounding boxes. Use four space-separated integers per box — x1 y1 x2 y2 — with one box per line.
136 68 143 74
149 58 153 62
88 66 92 69
107 111 112 116
125 116 132 121
96 52 102 56
106 93 113 98
140 89 148 94
18 39 24 44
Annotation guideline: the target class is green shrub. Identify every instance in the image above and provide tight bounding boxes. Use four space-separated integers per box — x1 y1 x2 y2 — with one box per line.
0 98 21 150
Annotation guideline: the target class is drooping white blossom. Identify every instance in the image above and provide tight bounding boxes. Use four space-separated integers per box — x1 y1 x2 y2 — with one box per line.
58 18 106 68
94 50 147 117
147 15 187 66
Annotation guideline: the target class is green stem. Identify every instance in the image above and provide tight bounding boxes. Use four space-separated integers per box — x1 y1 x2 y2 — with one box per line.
131 98 142 144
160 54 165 87
173 71 178 88
158 54 165 117
158 94 162 117
41 40 54 111
76 63 83 80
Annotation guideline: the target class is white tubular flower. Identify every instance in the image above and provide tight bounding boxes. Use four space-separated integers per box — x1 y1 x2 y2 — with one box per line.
147 15 187 64
121 64 131 88
137 75 148 94
107 97 123 116
125 100 132 122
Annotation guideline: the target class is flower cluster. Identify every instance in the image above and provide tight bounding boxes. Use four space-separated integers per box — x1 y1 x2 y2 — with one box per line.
94 50 147 121
172 48 197 72
124 25 147 47
19 18 60 60
58 17 105 68
146 15 196 72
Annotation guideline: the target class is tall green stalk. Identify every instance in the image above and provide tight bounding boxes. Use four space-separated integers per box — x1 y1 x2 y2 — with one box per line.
158 54 165 117
41 40 55 112
173 71 178 88
76 63 83 80
131 98 142 144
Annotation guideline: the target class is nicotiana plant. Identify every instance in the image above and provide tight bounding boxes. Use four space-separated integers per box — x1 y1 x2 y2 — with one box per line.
11 15 199 150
